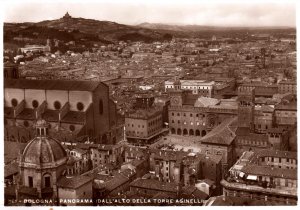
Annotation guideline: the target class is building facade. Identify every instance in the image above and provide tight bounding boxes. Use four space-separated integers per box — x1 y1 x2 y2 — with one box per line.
4 79 118 144
221 150 297 205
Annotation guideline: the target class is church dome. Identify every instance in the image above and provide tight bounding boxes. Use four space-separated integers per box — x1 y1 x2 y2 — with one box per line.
21 137 67 165
21 120 67 166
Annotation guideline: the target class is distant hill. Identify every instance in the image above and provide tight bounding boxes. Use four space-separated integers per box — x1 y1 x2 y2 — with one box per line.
4 15 296 48
35 17 167 42
4 16 172 44
137 22 295 32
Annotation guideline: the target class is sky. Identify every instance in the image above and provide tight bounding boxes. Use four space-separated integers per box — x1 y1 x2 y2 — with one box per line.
1 0 297 27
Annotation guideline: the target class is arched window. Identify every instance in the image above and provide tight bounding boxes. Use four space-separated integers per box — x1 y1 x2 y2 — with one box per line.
11 98 18 107
69 125 75 131
43 174 51 188
23 120 29 127
32 100 39 108
171 128 176 134
77 102 84 111
99 99 103 115
54 101 61 110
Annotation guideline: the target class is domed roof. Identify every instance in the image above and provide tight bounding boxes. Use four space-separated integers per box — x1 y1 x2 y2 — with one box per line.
21 136 67 165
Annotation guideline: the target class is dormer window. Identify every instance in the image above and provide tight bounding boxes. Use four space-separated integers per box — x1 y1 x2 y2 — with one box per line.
32 100 39 108
54 101 61 110
77 102 84 111
11 98 18 107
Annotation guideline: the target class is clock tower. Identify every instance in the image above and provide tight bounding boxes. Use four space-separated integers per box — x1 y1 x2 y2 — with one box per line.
170 90 184 106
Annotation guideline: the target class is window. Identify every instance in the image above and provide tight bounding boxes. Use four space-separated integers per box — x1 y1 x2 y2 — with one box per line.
23 121 29 127
77 102 84 111
69 125 75 131
177 113 180 116
11 98 18 107
190 114 193 117
28 176 33 187
172 113 174 116
44 176 51 188
99 99 103 115
54 101 61 110
32 100 39 108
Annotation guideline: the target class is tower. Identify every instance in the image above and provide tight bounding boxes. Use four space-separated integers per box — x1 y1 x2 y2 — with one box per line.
237 87 255 131
174 77 181 90
261 48 266 68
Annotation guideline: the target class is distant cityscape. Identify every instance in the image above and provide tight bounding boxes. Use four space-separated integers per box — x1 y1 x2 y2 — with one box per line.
3 10 297 206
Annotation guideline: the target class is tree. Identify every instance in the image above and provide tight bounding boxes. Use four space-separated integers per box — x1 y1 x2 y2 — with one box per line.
163 33 173 41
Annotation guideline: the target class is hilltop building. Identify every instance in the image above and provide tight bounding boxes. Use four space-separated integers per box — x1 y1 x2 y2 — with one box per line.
63 12 72 19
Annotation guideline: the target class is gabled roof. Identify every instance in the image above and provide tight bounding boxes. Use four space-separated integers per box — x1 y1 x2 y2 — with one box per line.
194 97 219 108
200 117 237 146
241 165 297 180
130 178 178 193
57 175 92 189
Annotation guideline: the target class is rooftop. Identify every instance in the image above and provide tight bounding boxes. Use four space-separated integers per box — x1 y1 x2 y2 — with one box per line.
241 165 297 180
57 175 92 189
200 117 237 146
194 97 220 108
5 78 102 92
130 178 178 193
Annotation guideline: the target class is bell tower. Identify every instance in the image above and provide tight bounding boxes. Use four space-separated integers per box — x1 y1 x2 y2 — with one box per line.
237 87 255 131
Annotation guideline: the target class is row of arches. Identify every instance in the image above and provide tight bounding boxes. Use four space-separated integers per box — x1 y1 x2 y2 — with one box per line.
170 127 206 137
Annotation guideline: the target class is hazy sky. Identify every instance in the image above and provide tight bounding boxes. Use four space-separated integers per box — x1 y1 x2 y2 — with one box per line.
1 0 297 27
